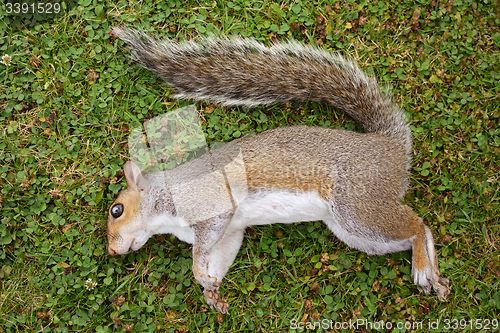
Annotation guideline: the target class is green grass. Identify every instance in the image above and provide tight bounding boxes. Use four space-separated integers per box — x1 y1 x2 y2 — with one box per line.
1 0 499 332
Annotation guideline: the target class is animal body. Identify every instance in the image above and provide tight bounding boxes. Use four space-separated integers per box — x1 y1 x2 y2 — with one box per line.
107 27 450 313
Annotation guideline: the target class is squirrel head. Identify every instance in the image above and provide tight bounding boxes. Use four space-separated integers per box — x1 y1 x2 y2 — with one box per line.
107 161 152 256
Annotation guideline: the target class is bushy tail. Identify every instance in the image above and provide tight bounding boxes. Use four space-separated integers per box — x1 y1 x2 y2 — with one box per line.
112 27 411 153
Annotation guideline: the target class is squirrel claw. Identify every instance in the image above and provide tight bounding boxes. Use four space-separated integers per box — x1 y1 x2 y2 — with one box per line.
204 289 229 314
417 276 450 301
434 277 450 301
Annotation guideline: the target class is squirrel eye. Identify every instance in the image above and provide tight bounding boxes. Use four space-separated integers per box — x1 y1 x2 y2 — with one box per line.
110 204 124 218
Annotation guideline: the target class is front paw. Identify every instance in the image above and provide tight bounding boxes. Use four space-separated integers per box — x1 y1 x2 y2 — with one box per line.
204 287 229 314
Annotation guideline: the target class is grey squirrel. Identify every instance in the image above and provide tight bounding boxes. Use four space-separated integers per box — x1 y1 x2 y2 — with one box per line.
107 27 450 314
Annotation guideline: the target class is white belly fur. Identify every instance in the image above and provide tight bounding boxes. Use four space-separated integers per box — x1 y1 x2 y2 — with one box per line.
230 189 414 256
231 189 332 228
165 189 414 257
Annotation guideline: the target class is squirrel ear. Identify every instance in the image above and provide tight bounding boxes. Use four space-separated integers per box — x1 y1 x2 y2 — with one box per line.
124 161 151 193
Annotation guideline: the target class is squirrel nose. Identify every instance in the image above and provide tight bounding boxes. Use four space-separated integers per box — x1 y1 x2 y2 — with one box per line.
108 247 118 256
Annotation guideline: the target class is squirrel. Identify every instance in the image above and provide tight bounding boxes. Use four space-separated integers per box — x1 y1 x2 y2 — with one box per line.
107 27 450 314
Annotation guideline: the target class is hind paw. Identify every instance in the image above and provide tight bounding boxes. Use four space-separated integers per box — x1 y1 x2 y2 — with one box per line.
434 277 450 301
